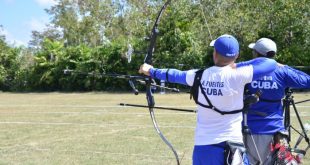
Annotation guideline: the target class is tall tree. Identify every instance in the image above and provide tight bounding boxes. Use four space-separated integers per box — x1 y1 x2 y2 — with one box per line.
0 28 21 90
46 0 80 46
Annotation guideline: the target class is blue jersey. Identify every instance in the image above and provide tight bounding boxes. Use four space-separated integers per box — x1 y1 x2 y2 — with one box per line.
246 65 310 134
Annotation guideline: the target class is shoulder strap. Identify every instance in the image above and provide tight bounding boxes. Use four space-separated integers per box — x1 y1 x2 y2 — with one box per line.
190 68 243 115
166 69 170 83
190 69 205 102
259 97 281 103
198 81 243 115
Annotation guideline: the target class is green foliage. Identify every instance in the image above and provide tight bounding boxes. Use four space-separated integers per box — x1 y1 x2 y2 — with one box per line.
21 38 132 91
0 0 309 91
0 36 21 90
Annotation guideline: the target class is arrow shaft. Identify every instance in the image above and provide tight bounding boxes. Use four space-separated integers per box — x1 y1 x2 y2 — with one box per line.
120 103 196 113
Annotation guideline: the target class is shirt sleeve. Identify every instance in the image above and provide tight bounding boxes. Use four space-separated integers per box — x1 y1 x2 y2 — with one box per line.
236 57 277 81
149 68 189 85
185 69 198 86
236 65 254 84
283 66 310 88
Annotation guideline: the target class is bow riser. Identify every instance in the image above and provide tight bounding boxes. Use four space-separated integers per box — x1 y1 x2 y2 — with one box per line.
143 1 180 165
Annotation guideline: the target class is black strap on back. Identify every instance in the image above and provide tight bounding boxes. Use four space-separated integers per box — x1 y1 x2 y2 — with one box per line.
190 69 204 103
259 97 281 103
166 69 170 82
190 69 243 115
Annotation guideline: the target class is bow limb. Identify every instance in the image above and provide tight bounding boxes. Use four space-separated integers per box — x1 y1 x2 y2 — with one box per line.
144 0 171 65
143 1 180 165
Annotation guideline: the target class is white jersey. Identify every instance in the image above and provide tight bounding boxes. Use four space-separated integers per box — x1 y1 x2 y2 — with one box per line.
186 65 253 145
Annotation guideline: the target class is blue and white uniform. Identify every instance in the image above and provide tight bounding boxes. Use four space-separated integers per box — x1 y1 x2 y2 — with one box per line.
246 65 310 134
149 57 277 165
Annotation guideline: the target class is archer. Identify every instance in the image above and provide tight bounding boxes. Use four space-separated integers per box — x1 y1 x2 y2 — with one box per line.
139 34 277 165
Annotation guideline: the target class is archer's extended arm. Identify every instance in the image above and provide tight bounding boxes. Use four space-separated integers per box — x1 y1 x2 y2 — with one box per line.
236 57 277 80
138 63 190 85
140 57 276 85
149 68 190 85
283 66 310 88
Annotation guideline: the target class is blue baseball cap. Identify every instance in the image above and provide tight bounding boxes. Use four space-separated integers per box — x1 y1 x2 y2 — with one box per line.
209 34 239 58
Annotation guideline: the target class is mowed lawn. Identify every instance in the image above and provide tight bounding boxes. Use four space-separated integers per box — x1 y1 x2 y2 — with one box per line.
0 92 309 165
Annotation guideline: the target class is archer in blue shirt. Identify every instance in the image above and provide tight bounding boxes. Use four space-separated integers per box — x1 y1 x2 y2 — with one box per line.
244 38 310 164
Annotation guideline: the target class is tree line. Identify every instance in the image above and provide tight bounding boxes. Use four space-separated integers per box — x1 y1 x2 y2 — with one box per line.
0 0 309 92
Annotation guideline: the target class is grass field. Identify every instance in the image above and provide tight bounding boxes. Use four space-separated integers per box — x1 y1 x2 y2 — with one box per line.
0 92 309 165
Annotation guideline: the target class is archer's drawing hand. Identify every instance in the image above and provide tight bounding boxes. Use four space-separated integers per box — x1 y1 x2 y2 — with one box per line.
139 63 153 76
